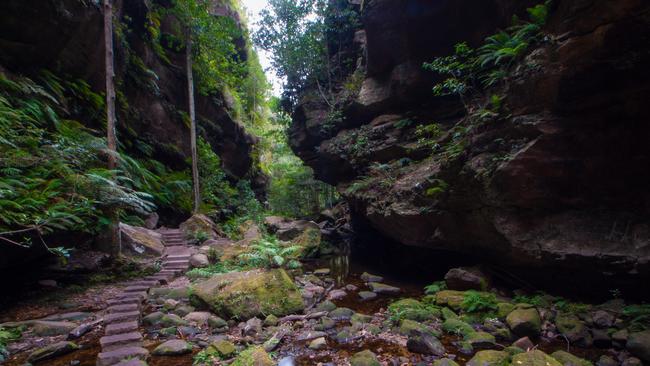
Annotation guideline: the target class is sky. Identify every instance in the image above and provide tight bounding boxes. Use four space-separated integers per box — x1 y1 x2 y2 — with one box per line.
240 0 283 95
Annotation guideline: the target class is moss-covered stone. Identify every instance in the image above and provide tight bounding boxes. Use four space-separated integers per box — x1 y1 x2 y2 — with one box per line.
442 318 475 337
551 350 593 366
231 346 273 366
466 331 497 349
350 350 381 366
263 314 279 327
190 269 304 320
398 319 439 337
315 300 337 312
511 350 562 366
467 350 510 366
435 290 467 310
433 358 460 366
506 308 541 337
290 226 322 258
152 339 192 355
556 313 591 346
27 341 79 362
160 313 188 327
211 339 236 358
496 302 515 318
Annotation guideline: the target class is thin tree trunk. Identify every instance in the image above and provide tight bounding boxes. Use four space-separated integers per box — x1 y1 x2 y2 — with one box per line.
104 0 120 255
186 33 200 214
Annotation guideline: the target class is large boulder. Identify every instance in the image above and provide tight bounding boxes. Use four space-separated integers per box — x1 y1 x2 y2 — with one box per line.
467 350 510 366
152 340 192 355
190 269 304 320
27 341 79 363
276 220 321 241
119 223 164 256
627 330 650 362
180 214 223 238
551 350 593 366
506 308 541 338
556 313 592 346
444 267 489 291
512 350 562 366
289 225 322 258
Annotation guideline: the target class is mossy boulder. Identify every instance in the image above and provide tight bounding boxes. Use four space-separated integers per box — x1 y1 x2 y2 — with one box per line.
442 318 475 337
627 330 650 362
191 269 304 320
211 339 236 358
398 319 440 337
556 313 591 346
434 359 461 366
27 341 79 362
511 350 562 366
180 213 223 238
466 331 497 349
496 303 515 318
231 346 273 366
32 320 77 336
435 290 466 310
551 350 593 366
467 350 510 366
506 308 541 338
290 226 322 258
119 223 165 256
350 350 381 366
152 339 192 355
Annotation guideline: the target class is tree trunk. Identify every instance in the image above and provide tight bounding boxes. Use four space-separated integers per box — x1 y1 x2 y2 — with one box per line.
104 0 120 255
186 33 200 214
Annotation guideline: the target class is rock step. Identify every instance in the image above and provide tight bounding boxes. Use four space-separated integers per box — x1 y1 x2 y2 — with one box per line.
108 304 139 314
144 276 169 285
124 285 150 293
124 280 159 287
162 265 189 271
114 292 147 301
158 269 181 275
97 346 149 366
104 311 140 325
107 297 142 307
166 254 191 260
105 321 139 336
100 332 143 352
163 259 190 265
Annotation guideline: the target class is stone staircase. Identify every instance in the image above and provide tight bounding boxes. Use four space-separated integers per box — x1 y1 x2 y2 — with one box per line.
96 229 191 366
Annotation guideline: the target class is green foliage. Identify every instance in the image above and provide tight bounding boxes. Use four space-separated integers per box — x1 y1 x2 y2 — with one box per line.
423 2 551 99
425 179 449 198
394 119 414 129
415 123 443 150
461 291 498 313
424 281 448 295
0 73 162 248
623 304 650 331
0 326 22 359
388 299 440 323
254 0 360 106
237 236 303 269
263 106 337 218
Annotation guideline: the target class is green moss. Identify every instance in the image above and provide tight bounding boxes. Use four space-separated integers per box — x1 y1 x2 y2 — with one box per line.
231 346 273 366
511 350 562 366
191 269 304 320
388 298 441 322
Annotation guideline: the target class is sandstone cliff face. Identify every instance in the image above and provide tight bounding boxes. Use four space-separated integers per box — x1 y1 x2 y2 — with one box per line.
0 0 256 178
289 0 650 292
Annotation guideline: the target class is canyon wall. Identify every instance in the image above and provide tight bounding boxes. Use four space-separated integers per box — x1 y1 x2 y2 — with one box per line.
289 0 650 293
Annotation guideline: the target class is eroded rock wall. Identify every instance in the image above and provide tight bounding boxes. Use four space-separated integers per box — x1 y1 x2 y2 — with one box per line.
0 0 257 178
289 0 650 294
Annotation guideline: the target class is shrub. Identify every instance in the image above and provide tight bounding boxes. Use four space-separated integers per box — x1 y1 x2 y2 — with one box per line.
461 291 498 313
